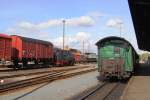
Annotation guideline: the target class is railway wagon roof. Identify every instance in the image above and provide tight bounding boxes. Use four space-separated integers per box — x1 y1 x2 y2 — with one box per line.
0 33 11 39
96 36 130 46
70 49 81 54
95 36 138 55
11 35 53 46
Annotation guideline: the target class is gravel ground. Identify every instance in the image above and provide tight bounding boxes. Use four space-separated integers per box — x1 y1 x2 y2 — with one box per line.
0 71 100 100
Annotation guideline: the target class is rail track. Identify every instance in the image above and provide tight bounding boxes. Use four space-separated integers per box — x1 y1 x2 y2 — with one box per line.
0 63 93 72
79 81 121 100
0 67 97 94
0 64 93 79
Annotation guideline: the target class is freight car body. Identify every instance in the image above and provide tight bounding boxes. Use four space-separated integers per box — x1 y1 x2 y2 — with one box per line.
84 53 97 63
53 48 75 66
0 34 11 64
11 35 53 67
70 49 81 64
96 36 139 79
80 53 97 63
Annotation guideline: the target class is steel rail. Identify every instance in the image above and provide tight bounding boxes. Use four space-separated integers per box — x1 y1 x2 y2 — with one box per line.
0 68 96 94
79 82 120 100
0 65 92 79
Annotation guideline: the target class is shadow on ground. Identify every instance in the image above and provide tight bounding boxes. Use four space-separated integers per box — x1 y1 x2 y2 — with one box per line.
134 63 150 76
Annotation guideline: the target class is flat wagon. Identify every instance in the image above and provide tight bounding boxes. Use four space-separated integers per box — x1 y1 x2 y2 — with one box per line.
96 36 139 79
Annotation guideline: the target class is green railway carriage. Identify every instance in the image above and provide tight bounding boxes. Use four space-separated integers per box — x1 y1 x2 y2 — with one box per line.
96 36 139 79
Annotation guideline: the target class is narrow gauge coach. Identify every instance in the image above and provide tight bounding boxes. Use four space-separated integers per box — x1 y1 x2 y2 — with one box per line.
96 36 139 79
53 48 75 66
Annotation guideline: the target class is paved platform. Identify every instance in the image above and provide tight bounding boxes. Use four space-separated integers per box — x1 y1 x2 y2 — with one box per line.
120 63 150 100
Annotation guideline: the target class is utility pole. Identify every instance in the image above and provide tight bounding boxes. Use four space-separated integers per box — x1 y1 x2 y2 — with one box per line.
82 41 85 54
62 20 65 50
88 42 90 53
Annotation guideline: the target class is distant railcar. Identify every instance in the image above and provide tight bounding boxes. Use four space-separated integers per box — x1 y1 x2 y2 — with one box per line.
63 49 75 65
53 48 75 66
73 52 81 63
70 49 81 63
0 34 12 63
11 35 53 68
80 53 97 63
53 48 63 66
96 36 139 79
84 53 97 63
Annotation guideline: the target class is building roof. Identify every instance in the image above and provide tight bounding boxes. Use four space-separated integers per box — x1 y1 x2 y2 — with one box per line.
128 0 150 51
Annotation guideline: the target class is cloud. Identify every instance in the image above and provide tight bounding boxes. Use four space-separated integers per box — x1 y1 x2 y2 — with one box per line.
75 32 90 42
6 16 95 34
88 11 103 18
106 18 123 28
66 16 95 27
51 31 97 53
52 32 90 47
52 32 96 52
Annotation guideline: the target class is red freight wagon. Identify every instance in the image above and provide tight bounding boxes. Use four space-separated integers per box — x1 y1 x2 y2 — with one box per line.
11 35 53 66
70 49 81 63
0 34 11 62
73 53 81 63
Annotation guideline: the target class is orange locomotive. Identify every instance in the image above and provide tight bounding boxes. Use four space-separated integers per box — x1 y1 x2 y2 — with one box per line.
70 48 81 64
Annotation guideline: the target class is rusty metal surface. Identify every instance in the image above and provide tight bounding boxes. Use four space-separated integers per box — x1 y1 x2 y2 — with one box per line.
101 58 124 77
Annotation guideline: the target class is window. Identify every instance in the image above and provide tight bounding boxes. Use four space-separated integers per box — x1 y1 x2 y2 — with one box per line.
114 47 120 54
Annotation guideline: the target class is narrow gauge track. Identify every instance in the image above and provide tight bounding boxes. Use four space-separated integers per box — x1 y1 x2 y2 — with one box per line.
79 81 121 100
0 67 97 94
0 65 93 79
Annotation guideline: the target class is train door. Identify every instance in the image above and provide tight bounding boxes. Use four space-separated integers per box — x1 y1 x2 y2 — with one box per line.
114 47 124 76
124 47 133 72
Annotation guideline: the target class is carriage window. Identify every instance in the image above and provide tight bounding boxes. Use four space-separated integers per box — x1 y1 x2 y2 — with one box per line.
114 47 120 54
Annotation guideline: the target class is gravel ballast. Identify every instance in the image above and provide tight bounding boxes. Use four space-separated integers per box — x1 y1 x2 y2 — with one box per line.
0 71 100 100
